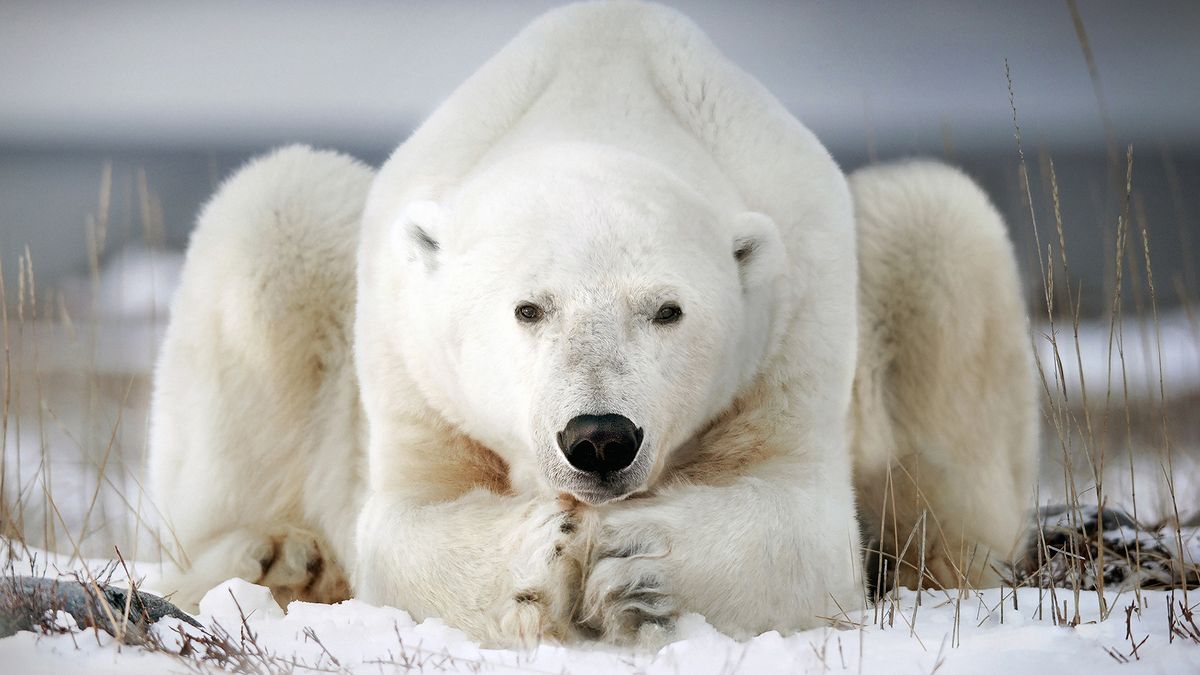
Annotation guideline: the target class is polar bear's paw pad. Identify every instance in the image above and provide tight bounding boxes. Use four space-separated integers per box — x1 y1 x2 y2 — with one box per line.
252 527 350 607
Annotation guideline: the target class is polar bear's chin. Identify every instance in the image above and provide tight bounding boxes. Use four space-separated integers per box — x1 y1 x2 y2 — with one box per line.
566 487 634 506
551 472 645 505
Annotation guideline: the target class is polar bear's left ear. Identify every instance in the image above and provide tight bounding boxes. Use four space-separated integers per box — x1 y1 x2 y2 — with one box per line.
391 200 446 270
732 211 785 289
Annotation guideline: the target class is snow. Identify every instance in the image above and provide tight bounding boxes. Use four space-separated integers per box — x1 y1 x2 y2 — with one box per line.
2 547 1199 674
59 245 184 322
199 578 286 622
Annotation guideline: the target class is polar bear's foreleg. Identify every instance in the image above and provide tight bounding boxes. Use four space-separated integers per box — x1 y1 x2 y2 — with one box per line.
576 458 864 644
354 488 590 647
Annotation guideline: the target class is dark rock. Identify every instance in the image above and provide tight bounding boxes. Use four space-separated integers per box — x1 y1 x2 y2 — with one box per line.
0 576 200 643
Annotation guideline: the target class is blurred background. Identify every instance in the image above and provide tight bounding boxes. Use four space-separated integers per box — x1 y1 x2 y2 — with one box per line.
1 0 1197 560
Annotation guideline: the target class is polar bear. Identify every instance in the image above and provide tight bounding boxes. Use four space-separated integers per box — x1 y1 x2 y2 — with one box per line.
148 1 1036 646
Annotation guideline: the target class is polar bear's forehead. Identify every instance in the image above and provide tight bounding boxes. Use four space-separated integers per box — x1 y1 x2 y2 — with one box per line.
448 143 731 251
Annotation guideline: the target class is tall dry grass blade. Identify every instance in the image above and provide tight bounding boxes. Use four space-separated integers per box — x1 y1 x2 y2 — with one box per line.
12 250 27 547
21 248 60 554
75 376 136 566
1134 175 1191 605
1009 58 1098 619
0 252 16 552
136 167 165 248
1065 0 1118 172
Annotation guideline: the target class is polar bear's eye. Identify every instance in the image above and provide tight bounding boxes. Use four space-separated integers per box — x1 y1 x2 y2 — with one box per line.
515 302 544 324
652 303 683 325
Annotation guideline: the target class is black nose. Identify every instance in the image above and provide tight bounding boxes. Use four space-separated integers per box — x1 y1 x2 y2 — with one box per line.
556 414 643 474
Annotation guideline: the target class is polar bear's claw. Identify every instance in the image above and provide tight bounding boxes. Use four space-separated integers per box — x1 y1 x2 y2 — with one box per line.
578 527 678 645
493 500 587 645
499 590 557 647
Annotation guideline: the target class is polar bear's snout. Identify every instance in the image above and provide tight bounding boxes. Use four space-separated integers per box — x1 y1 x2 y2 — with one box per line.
555 413 644 475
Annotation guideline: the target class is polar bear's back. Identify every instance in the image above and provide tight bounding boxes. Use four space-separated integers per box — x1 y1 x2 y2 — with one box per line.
473 5 740 211
371 0 853 262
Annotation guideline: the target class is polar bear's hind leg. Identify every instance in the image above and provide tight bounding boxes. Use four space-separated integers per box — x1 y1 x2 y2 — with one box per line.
850 161 1038 590
148 145 373 609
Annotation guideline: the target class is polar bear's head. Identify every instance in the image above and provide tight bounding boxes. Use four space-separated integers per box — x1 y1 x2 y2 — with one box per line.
389 144 787 503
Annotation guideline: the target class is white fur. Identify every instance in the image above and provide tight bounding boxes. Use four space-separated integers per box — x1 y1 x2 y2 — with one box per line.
149 1 1036 647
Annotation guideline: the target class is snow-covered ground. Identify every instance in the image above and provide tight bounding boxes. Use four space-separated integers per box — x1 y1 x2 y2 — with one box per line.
2 547 1199 675
3 245 1200 671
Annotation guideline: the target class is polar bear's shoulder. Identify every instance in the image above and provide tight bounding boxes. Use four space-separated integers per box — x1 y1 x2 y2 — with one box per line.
369 1 852 268
512 0 703 55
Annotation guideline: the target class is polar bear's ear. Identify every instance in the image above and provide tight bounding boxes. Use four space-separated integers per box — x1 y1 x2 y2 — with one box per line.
732 212 785 290
391 200 445 270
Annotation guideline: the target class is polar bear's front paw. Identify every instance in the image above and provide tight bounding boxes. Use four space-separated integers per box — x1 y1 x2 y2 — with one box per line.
495 496 586 646
578 524 678 646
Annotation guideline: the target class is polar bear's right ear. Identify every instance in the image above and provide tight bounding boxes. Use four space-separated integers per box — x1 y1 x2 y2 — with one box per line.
391 200 446 270
731 211 785 290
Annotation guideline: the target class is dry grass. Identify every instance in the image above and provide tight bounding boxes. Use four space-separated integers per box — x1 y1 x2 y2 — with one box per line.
858 11 1200 645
